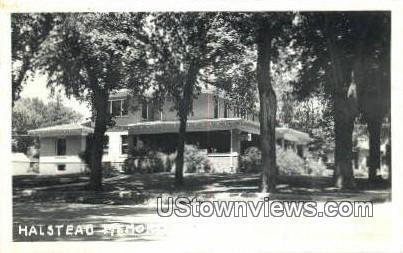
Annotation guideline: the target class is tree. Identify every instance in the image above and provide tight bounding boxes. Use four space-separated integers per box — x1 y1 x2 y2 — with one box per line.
12 96 82 154
352 13 390 183
294 13 358 189
148 12 250 186
11 13 53 105
293 12 389 188
12 96 82 135
222 13 294 192
32 13 150 190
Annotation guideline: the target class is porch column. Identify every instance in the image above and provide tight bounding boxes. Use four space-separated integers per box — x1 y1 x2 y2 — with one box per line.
230 129 240 172
80 135 87 152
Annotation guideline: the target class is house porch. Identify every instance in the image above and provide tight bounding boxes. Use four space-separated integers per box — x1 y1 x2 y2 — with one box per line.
127 118 261 173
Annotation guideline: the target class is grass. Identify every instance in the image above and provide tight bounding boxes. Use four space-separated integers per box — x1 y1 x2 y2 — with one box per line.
12 172 391 242
13 172 391 204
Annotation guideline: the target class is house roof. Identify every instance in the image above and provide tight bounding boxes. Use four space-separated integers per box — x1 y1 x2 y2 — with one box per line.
276 127 312 145
27 119 312 145
110 87 232 101
127 118 312 145
28 123 94 137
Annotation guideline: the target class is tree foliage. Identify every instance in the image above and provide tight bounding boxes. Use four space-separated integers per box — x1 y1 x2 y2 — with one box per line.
30 13 151 190
292 12 390 188
12 96 83 135
221 12 294 192
12 96 82 154
145 12 254 185
11 13 53 105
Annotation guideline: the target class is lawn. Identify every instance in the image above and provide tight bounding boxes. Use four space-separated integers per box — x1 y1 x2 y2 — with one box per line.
13 172 391 205
12 172 391 241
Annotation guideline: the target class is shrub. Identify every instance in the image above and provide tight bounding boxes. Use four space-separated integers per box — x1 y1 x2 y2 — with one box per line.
184 145 209 173
78 150 90 167
240 146 262 173
202 159 213 173
123 149 169 174
240 146 307 175
122 158 134 174
148 151 166 173
102 162 121 178
124 144 210 174
306 158 331 177
277 147 306 175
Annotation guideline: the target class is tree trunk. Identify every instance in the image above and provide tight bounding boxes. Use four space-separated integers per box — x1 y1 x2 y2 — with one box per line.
256 24 277 193
324 15 357 189
367 118 382 183
386 139 391 184
175 66 197 186
88 90 109 191
333 96 356 189
175 116 187 186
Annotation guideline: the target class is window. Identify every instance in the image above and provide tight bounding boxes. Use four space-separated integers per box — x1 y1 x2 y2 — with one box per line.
234 106 240 117
111 100 121 117
214 97 219 118
224 103 230 118
141 101 148 120
57 164 66 171
108 99 128 117
141 101 161 121
121 135 129 155
121 99 128 116
56 138 66 156
241 108 247 119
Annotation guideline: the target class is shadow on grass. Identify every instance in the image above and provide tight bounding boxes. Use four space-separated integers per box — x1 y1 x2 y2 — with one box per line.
14 173 391 205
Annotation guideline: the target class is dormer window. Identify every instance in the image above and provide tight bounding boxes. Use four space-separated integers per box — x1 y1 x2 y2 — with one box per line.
108 99 128 117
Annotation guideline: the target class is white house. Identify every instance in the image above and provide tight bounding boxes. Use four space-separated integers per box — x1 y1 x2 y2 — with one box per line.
27 90 312 175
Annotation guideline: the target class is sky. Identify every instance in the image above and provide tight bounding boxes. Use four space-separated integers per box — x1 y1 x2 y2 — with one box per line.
19 73 92 119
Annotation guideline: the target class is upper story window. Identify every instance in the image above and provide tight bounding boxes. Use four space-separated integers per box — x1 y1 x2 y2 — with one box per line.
56 138 66 156
241 108 247 119
108 99 128 117
234 106 240 117
141 101 162 121
224 102 230 118
214 97 219 118
141 101 148 120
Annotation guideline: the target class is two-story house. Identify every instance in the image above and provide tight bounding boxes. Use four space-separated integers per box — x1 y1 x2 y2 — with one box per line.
27 89 312 175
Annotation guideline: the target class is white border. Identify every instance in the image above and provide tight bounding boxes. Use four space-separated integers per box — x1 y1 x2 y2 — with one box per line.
1 1 402 252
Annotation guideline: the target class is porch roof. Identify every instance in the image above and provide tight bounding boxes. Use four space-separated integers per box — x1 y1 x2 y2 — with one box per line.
28 123 94 137
127 118 312 145
128 118 261 135
276 127 312 145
